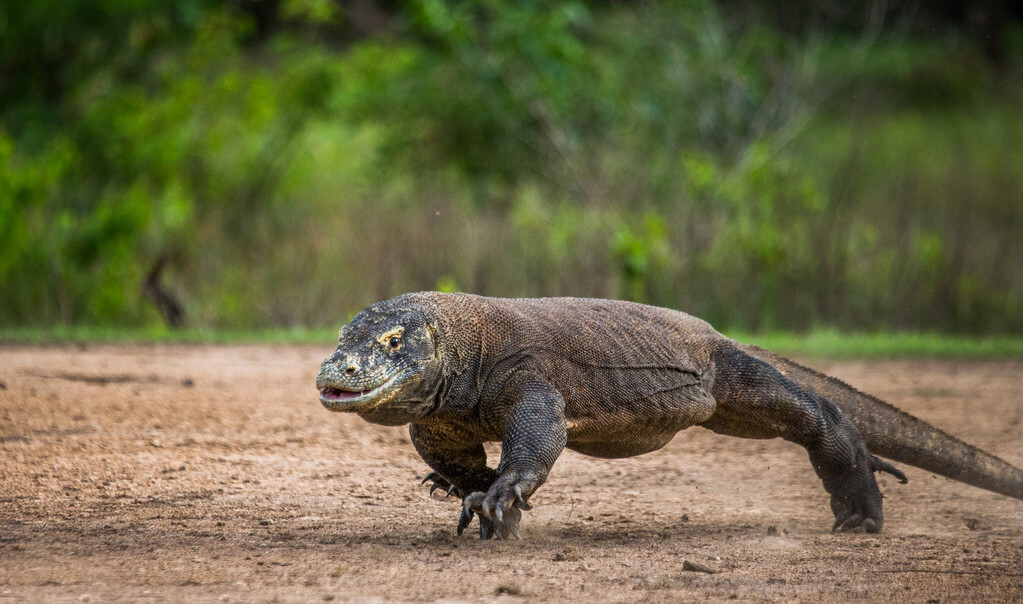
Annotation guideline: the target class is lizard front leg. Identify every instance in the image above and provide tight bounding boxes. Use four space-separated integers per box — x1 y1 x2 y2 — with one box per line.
462 371 568 540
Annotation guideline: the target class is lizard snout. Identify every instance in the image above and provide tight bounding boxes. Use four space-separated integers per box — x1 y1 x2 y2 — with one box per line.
318 354 360 386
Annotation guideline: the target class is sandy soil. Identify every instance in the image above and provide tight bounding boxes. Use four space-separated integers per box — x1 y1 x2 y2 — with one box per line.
1 343 1021 603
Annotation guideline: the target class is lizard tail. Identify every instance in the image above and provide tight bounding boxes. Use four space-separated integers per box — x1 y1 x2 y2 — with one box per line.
739 344 1023 501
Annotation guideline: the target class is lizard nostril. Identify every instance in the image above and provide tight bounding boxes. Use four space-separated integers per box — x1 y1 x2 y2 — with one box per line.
345 366 357 376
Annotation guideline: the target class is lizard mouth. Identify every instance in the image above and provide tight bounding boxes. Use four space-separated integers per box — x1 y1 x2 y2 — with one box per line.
318 374 399 410
319 387 370 401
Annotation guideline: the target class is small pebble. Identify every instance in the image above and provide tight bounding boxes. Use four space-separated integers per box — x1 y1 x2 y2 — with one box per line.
495 584 521 595
682 560 717 574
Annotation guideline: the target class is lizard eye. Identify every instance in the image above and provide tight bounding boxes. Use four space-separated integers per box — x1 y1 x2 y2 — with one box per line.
378 327 404 350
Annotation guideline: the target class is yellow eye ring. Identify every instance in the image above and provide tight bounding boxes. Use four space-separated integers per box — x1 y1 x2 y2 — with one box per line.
378 327 405 349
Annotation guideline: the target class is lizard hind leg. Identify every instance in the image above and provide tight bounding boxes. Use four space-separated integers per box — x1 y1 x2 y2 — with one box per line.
703 344 893 533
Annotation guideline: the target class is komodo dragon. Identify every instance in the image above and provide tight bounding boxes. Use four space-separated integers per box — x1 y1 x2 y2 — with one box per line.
316 292 1023 539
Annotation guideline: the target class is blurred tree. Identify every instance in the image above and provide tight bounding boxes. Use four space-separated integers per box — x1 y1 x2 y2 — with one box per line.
1 0 1021 332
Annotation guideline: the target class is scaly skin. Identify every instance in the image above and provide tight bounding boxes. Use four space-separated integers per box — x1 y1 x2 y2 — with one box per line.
316 292 1023 539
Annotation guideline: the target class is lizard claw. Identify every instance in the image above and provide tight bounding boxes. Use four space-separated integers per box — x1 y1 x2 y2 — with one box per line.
457 504 475 536
832 513 879 534
513 484 533 510
462 489 525 540
422 472 461 499
470 495 491 524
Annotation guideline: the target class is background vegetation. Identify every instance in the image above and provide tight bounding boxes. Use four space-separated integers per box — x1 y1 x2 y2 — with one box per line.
2 0 1022 334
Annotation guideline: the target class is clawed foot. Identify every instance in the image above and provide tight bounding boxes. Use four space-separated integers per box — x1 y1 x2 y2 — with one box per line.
831 506 881 533
457 470 541 540
829 454 907 534
421 472 461 499
458 496 523 540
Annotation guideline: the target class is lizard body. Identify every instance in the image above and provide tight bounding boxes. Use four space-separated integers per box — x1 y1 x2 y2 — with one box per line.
316 292 1023 539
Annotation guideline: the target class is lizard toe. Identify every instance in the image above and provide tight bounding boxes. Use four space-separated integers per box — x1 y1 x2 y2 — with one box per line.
462 489 524 540
829 486 884 534
422 472 461 500
457 503 476 536
833 513 881 534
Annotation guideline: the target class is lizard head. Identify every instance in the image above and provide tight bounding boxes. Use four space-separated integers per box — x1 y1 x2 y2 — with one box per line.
316 302 443 426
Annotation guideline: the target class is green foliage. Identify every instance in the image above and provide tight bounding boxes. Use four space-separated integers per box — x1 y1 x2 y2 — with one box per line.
5 325 1023 360
1 0 1022 333
612 213 672 304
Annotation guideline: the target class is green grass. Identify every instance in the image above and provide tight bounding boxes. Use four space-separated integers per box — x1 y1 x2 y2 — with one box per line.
0 325 333 346
3 326 1023 359
728 330 1023 360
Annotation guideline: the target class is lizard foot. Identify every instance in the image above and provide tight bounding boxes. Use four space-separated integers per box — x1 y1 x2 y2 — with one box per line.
421 472 461 500
458 497 522 540
457 471 539 540
826 452 902 534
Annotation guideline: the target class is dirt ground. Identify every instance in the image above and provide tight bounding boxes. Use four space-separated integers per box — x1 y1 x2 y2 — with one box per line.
1 344 1021 603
